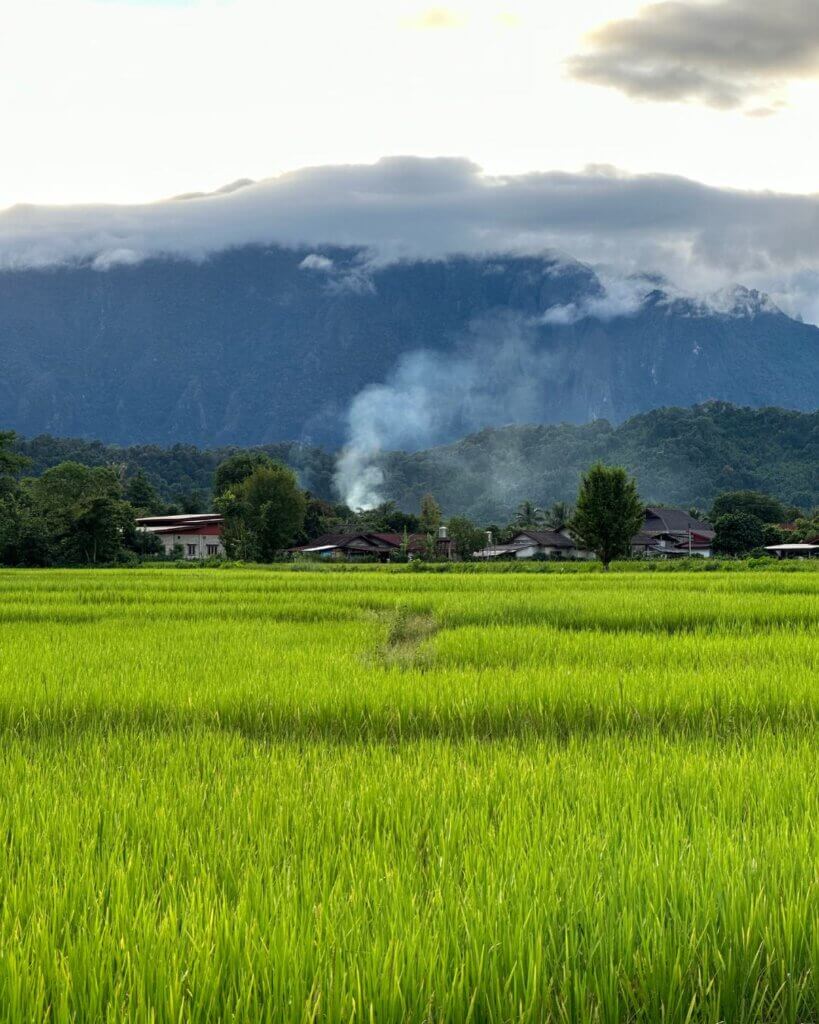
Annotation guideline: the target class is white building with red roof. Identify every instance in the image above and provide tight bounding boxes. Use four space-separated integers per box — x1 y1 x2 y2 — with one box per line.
136 514 225 559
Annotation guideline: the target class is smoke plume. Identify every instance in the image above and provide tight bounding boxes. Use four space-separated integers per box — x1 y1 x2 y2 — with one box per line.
335 314 564 508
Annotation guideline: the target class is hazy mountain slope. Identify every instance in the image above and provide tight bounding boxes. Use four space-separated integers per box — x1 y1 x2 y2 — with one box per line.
14 404 818 520
1 246 817 448
378 403 819 520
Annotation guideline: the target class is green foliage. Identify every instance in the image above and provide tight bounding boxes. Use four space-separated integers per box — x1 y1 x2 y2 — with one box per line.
0 490 50 566
791 510 819 542
213 451 275 498
12 434 336 508
544 501 572 531
124 469 164 515
713 513 767 556
9 405 819 523
571 463 644 568
710 490 787 525
446 516 485 560
377 404 819 520
217 465 307 560
343 501 420 535
513 500 545 528
418 493 442 535
0 431 29 487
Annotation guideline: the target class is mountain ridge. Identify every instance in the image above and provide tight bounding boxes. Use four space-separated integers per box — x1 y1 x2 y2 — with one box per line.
1 246 817 450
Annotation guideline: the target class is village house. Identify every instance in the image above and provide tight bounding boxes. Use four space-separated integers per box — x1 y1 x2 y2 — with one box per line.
473 529 595 561
474 508 716 562
292 528 455 562
136 513 225 559
764 541 819 559
631 507 715 558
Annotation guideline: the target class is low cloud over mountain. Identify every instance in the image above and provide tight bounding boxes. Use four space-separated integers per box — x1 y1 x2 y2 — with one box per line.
5 156 819 321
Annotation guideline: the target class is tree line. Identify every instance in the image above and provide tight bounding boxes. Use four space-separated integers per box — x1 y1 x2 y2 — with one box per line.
1 431 816 567
10 403 819 522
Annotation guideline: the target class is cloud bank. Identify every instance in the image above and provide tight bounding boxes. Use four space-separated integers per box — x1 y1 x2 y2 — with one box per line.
4 155 819 318
568 0 819 112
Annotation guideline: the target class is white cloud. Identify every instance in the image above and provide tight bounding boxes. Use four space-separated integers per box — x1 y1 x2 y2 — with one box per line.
299 254 334 272
569 0 819 112
540 276 654 324
5 156 819 321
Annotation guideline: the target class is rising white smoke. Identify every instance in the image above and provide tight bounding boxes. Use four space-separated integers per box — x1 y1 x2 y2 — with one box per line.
334 314 566 508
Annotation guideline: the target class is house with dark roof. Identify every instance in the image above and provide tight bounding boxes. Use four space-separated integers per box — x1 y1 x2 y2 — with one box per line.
473 529 594 561
292 530 455 562
632 507 715 558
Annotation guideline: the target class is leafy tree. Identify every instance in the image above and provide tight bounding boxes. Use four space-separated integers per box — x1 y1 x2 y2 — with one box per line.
217 464 306 561
123 524 165 558
710 491 786 526
26 462 134 565
67 496 130 564
570 463 644 569
302 496 345 540
544 501 571 532
792 511 819 542
447 516 485 560
0 431 29 485
30 462 121 534
713 512 766 555
124 470 164 515
0 490 51 566
173 489 205 514
419 493 442 535
343 501 420 535
514 501 545 528
213 452 275 498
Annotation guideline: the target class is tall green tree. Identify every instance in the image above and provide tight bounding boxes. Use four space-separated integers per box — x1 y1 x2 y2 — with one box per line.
419 493 442 535
544 501 571 532
513 501 545 528
446 516 485 561
710 491 786 526
213 452 275 498
570 463 644 569
217 464 306 561
27 462 134 565
68 496 130 564
343 501 420 535
30 463 121 538
0 431 29 500
0 489 51 566
124 470 164 515
713 513 766 556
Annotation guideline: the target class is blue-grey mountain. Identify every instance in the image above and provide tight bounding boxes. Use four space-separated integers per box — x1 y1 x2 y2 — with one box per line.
1 246 817 447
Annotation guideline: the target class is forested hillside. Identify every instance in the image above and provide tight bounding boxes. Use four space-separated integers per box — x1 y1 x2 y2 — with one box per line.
377 403 818 521
12 403 818 519
2 246 818 448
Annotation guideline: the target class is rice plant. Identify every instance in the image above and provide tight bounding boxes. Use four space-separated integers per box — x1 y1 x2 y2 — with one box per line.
0 567 816 1022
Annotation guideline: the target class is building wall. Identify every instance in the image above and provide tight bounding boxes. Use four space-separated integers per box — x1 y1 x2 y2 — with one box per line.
513 544 596 561
156 533 225 559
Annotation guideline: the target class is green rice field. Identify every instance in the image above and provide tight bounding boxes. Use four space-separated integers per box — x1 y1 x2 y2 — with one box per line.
0 567 817 1022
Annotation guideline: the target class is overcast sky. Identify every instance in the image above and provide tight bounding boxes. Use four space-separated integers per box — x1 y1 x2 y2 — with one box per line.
4 0 819 208
5 0 819 318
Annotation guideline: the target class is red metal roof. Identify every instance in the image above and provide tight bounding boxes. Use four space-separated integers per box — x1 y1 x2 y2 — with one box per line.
148 524 223 536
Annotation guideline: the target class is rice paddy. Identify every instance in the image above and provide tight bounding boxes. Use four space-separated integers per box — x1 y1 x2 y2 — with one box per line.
0 567 817 1022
